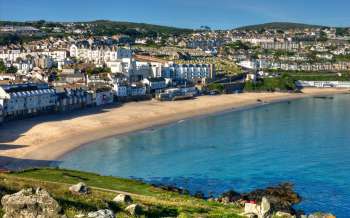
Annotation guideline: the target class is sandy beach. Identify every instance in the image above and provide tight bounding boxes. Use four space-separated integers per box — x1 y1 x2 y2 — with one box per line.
0 88 349 169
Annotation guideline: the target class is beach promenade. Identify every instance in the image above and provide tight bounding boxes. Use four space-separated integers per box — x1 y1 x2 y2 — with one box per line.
0 88 348 169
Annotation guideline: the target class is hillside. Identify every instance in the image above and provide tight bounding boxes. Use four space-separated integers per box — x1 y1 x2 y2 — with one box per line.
0 20 193 36
235 22 327 30
0 168 242 217
86 20 193 35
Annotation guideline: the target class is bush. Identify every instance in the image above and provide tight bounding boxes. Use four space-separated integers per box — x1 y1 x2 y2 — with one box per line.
207 83 225 93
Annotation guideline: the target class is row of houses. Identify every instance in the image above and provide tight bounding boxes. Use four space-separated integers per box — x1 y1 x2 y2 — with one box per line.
69 44 132 64
259 42 301 50
0 82 149 123
259 60 350 71
239 59 350 72
0 83 57 120
295 80 350 88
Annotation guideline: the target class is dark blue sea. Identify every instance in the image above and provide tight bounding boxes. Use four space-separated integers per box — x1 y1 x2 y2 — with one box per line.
58 94 350 217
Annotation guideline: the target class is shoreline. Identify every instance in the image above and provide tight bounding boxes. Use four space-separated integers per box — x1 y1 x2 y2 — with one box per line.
1 88 349 169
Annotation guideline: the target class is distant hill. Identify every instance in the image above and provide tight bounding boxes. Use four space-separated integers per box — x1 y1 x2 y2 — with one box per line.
235 22 328 30
0 20 194 37
82 20 194 35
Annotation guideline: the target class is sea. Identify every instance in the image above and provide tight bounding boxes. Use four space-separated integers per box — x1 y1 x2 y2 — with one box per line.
57 94 350 217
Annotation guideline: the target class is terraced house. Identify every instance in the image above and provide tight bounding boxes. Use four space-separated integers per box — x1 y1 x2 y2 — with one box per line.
0 83 56 120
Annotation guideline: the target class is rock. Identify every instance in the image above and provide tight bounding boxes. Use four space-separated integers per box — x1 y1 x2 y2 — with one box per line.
243 197 271 218
87 209 114 218
221 196 231 204
308 213 336 218
113 194 133 204
69 182 90 195
221 190 241 202
260 197 271 217
275 211 295 217
244 202 260 216
1 188 63 218
125 203 143 216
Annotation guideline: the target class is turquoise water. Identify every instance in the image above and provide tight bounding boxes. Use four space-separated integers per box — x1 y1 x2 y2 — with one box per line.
58 94 350 217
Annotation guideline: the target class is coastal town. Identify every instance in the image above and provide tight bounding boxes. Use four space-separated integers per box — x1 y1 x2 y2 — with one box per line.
1 21 350 124
0 16 349 218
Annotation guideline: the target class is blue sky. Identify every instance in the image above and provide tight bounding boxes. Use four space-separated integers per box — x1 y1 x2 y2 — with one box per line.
0 0 349 29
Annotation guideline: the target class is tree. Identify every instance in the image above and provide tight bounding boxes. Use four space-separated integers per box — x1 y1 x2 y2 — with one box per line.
207 83 224 93
0 60 6 73
86 66 111 75
226 40 250 50
6 66 18 74
319 31 328 42
336 28 347 37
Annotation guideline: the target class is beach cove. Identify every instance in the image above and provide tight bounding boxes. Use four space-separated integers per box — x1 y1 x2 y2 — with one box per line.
0 88 349 169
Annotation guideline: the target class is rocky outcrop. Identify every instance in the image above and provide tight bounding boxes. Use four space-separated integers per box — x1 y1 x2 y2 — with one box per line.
307 213 336 218
69 182 90 195
219 182 299 214
113 194 133 204
87 209 114 218
243 196 271 218
241 183 301 213
211 182 335 218
125 203 143 216
213 183 302 215
1 188 63 218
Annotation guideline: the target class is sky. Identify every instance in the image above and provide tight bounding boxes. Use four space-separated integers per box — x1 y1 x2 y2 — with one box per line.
0 0 350 29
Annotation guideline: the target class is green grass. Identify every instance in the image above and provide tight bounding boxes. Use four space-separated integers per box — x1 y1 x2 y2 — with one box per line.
0 168 243 218
244 76 296 92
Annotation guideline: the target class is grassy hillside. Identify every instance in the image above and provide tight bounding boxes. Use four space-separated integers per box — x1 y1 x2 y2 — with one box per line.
0 168 242 218
235 22 327 30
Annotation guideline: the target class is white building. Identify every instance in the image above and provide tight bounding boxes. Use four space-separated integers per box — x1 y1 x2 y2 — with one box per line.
106 60 123 74
142 77 166 92
113 83 128 97
163 64 215 81
238 60 258 70
69 44 132 64
128 83 147 96
0 83 56 118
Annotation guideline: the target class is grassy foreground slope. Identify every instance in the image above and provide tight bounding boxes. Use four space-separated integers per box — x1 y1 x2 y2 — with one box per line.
0 168 242 218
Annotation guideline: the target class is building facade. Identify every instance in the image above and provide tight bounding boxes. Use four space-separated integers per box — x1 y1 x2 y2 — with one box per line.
163 64 215 81
0 83 56 120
